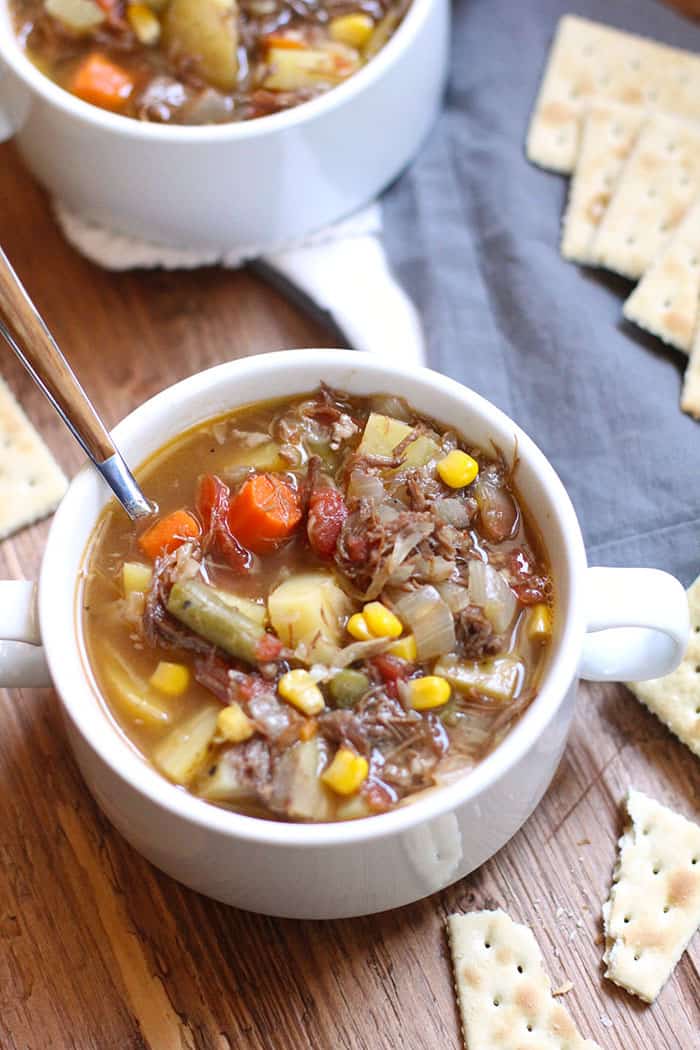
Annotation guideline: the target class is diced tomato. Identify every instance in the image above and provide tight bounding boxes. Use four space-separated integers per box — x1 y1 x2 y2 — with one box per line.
371 654 411 699
307 487 347 558
196 474 252 573
255 633 284 662
507 547 549 605
236 674 269 702
197 473 229 533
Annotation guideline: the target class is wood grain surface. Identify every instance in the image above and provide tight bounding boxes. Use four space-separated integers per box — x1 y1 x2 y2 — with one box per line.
0 142 698 1050
0 245 116 466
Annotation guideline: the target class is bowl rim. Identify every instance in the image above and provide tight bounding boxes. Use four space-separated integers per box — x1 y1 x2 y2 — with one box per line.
40 349 588 848
0 0 436 142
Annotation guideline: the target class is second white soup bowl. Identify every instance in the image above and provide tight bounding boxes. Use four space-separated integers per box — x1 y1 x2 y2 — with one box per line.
0 0 448 251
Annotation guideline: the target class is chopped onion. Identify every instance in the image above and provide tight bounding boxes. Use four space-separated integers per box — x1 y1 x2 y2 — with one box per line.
434 498 471 528
387 564 415 585
182 88 235 126
248 693 292 739
396 585 455 660
375 503 400 523
468 560 516 634
423 556 455 582
363 521 433 600
211 421 228 445
436 580 471 614
369 394 411 421
347 470 384 503
331 637 394 667
388 522 433 572
473 466 518 542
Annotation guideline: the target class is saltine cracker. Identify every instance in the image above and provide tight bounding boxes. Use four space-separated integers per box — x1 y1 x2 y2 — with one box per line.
527 14 700 174
603 789 700 1002
0 377 67 539
447 910 601 1050
590 114 700 279
561 102 644 263
624 197 700 351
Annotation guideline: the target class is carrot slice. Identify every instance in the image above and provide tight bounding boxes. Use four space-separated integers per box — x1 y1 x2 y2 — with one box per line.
227 474 301 554
138 510 201 560
70 53 135 112
263 34 307 50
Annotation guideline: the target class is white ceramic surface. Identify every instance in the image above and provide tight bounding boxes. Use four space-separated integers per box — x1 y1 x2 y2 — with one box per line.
0 351 689 918
0 0 448 251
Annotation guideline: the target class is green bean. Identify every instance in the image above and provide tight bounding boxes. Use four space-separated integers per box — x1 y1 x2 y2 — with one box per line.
329 668 370 708
167 579 266 665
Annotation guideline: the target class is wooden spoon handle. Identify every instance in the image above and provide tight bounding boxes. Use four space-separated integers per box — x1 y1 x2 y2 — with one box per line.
0 246 115 464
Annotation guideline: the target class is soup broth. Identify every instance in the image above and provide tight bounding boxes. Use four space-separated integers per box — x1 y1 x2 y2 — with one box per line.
81 387 554 822
11 0 410 124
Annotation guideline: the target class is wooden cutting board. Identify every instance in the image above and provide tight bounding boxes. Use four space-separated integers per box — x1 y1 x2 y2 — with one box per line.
0 141 698 1050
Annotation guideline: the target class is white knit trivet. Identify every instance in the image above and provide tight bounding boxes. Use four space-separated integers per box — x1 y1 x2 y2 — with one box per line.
53 201 426 366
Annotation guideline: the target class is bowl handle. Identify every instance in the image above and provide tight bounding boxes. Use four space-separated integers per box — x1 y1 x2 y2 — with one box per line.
578 566 689 682
260 235 427 367
0 580 51 686
0 59 28 142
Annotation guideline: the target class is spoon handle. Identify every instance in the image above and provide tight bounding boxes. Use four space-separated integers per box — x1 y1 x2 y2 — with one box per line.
0 247 153 520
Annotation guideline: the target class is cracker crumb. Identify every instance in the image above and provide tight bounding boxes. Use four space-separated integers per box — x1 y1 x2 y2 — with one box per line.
552 980 574 997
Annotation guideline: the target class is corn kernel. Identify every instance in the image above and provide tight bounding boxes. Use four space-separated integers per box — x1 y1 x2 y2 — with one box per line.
408 675 451 710
278 669 325 716
122 561 152 595
347 612 372 640
216 702 255 743
149 661 190 696
528 603 553 644
437 449 479 489
363 601 403 639
321 747 369 795
127 3 161 45
328 12 374 48
388 634 418 661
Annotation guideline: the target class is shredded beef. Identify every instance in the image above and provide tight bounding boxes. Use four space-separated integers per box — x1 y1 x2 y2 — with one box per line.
146 607 218 657
193 653 237 703
455 605 503 660
218 739 272 800
318 691 448 795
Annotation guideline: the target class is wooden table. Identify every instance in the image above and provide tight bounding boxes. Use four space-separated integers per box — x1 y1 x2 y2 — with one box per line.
1 141 698 1050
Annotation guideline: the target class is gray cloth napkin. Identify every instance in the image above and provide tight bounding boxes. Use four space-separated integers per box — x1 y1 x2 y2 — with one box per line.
382 0 700 585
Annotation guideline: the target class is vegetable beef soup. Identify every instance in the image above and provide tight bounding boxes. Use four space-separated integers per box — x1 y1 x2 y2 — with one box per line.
11 0 410 124
81 387 554 823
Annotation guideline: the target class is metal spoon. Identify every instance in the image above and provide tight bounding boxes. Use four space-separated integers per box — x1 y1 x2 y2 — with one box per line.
0 246 153 520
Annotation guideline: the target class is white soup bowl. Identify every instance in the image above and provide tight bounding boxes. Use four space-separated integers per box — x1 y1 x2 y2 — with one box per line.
0 350 689 918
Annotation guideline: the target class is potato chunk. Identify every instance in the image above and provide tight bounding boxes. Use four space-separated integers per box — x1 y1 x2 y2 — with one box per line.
358 413 440 467
163 0 238 91
268 571 351 661
45 0 104 32
153 705 219 784
434 655 523 704
213 588 268 627
264 46 358 91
